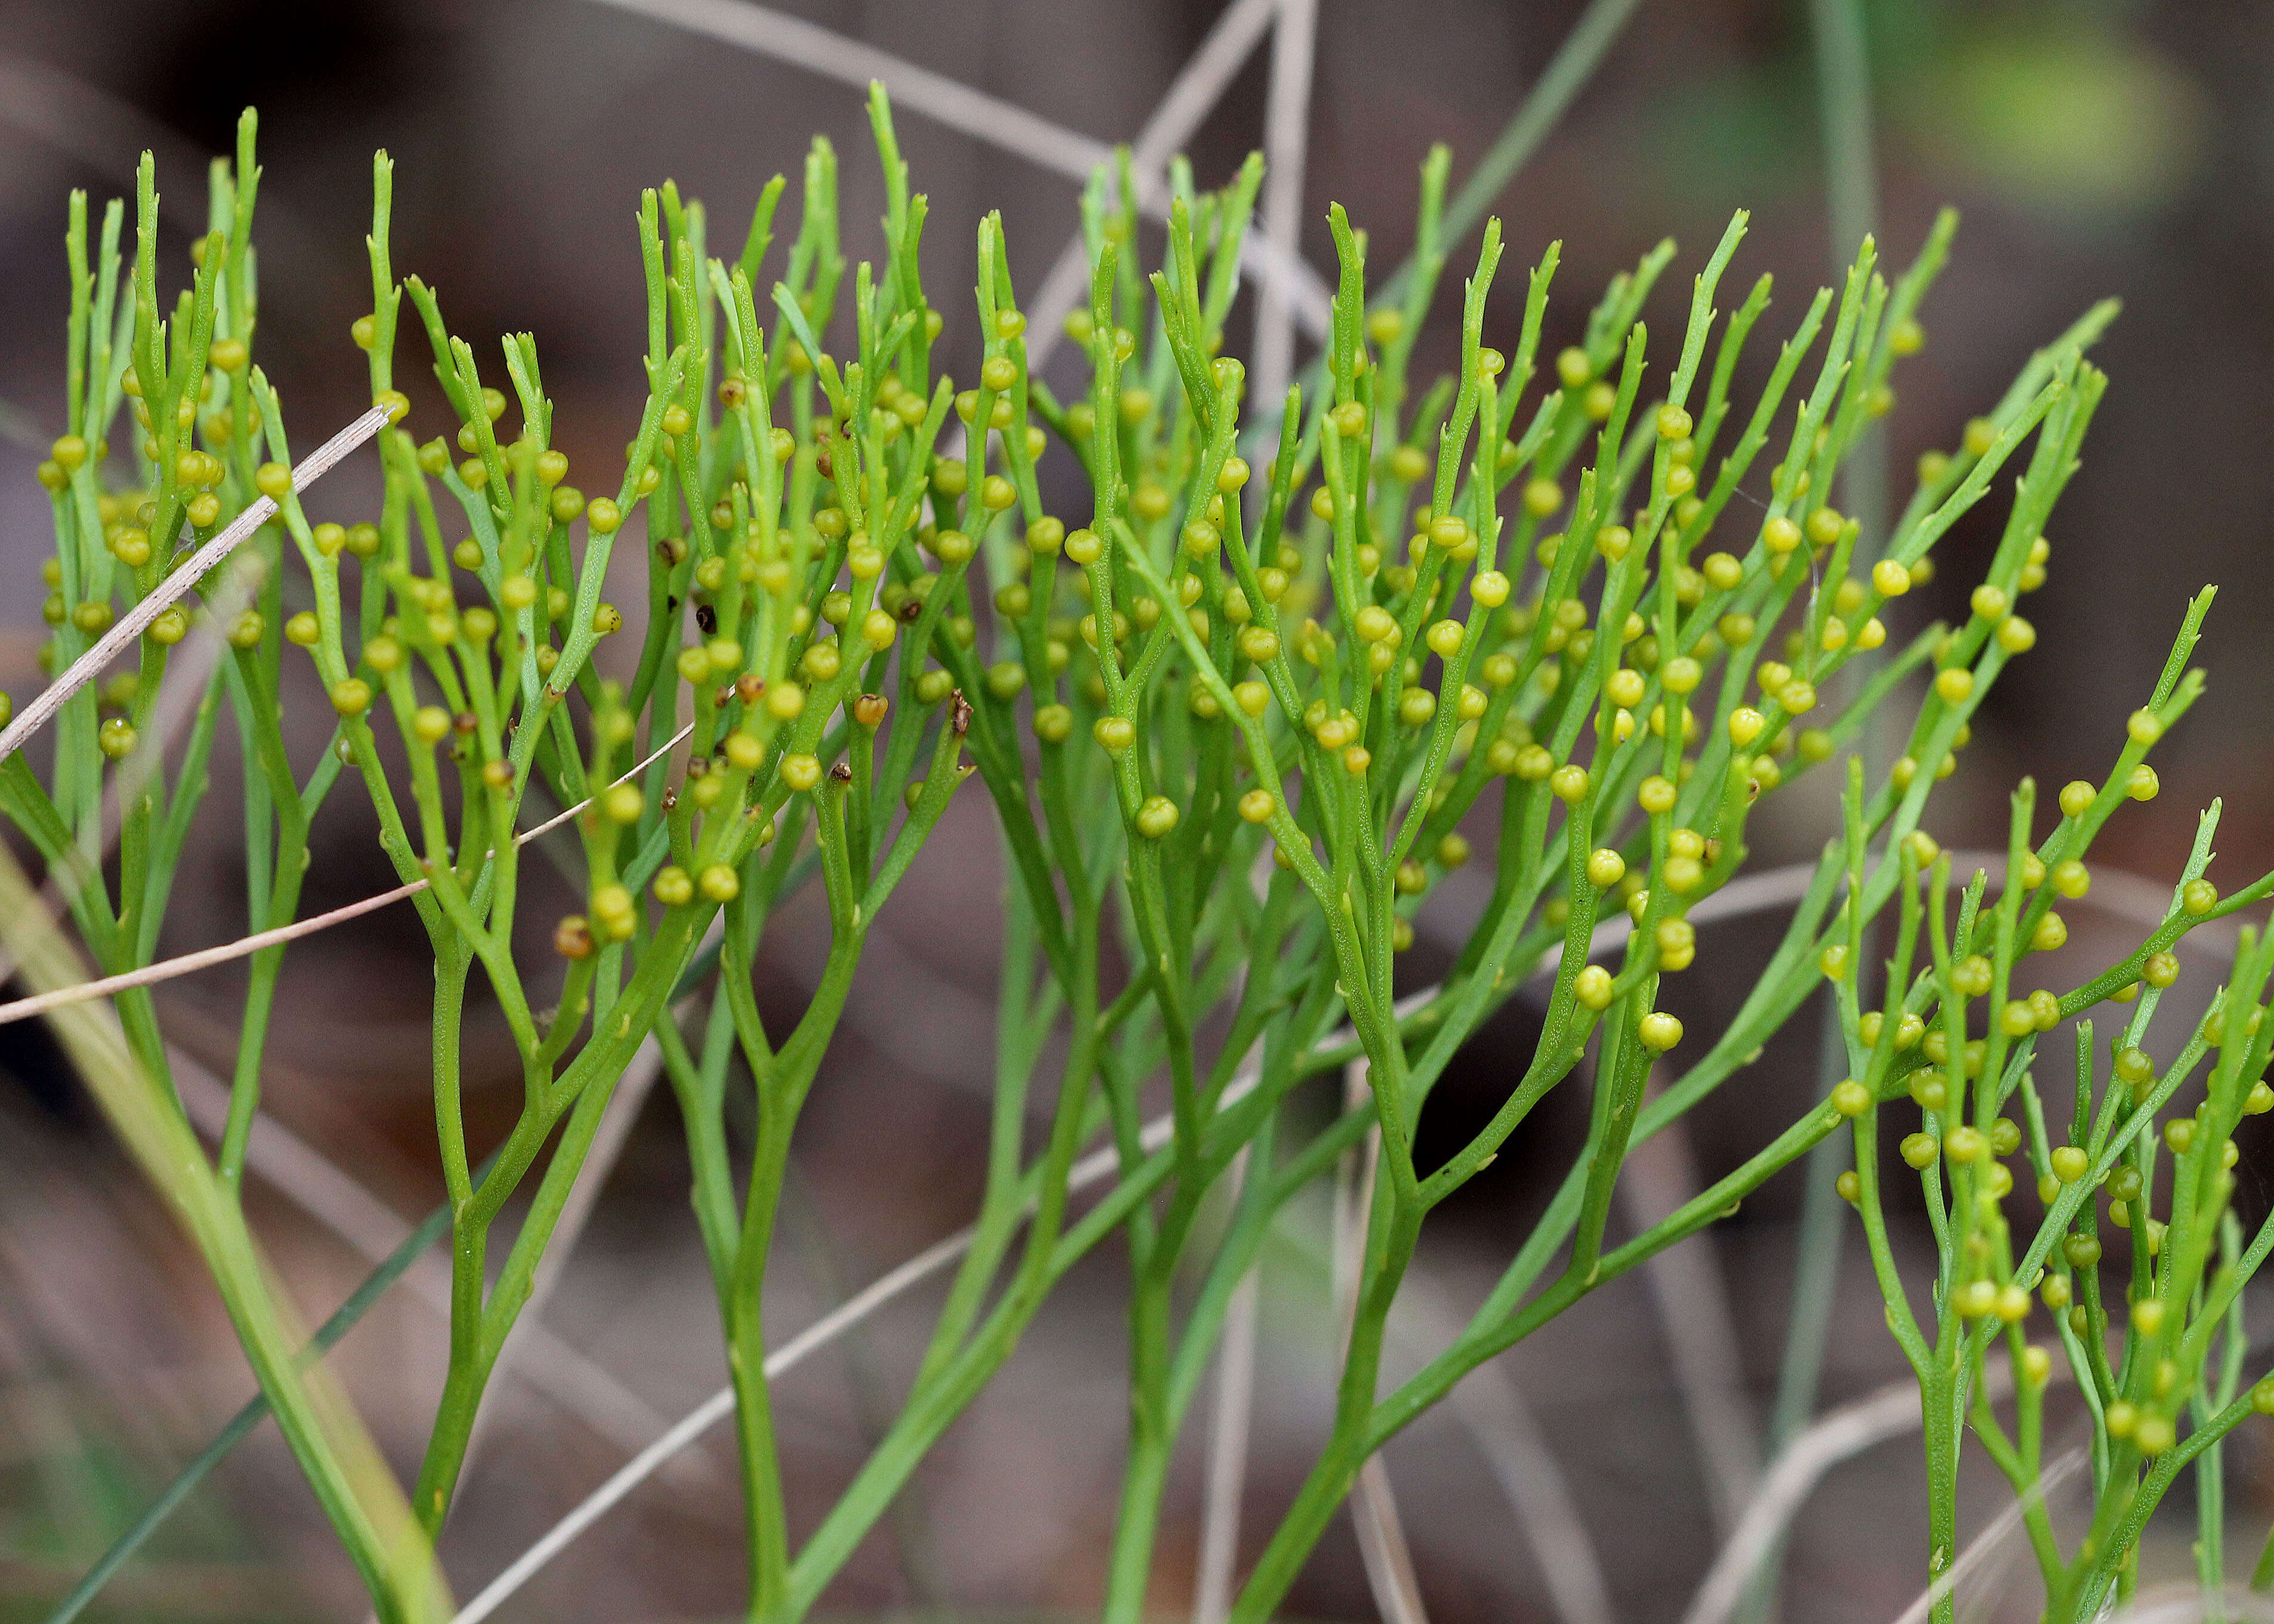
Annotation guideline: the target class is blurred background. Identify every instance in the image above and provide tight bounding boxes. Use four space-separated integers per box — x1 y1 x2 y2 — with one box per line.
1 0 2270 1620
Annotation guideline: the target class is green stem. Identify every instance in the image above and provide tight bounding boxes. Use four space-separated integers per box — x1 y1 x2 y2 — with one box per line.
776 907 1104 1620
1923 1374 1961 1624
411 1105 549 1532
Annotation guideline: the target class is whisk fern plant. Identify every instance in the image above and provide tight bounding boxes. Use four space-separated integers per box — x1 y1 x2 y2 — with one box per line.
17 86 2274 1624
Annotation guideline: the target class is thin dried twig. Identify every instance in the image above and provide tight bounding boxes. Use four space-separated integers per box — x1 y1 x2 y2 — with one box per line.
1253 0 1322 410
1022 0 1293 375
575 0 1328 335
585 0 1111 179
0 399 385 995
1887 1444 2087 1624
1679 1361 2039 1624
0 404 390 769
0 552 265 1003
1191 1228 1259 1624
0 722 695 1028
1382 1268 1614 1624
1620 1068 1760 1541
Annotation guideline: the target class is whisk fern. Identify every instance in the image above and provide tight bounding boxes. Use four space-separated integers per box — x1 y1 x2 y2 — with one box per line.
18 85 2274 1624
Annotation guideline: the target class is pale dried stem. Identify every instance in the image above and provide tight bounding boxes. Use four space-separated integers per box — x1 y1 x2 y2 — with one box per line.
580 0 1328 345
1191 1192 1259 1624
0 404 389 768
1620 1066 1760 1541
0 721 694 1028
1252 0 1321 413
1022 0 1313 377
1391 1271 1616 1624
1887 1444 2087 1624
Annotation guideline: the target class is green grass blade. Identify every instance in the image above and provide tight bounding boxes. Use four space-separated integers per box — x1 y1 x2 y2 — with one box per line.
44 1190 459 1624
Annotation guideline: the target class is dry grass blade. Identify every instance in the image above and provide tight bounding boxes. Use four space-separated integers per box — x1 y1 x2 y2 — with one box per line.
1191 1245 1259 1624
1253 0 1322 409
1887 1445 2087 1624
1680 1360 2040 1624
0 722 694 1029
1022 0 1288 375
0 403 390 769
578 0 1110 181
0 878 424 1028
1620 1069 1760 1541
